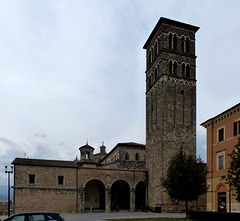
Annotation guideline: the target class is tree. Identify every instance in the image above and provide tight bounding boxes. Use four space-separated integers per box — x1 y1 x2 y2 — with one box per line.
161 149 207 217
228 138 240 201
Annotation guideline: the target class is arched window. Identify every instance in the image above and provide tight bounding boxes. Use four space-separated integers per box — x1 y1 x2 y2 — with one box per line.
154 41 158 57
181 36 185 52
135 153 139 161
181 36 190 53
186 37 190 53
186 64 190 78
148 75 151 88
169 60 173 74
182 63 190 78
125 152 129 160
173 34 177 50
174 61 178 75
158 37 161 53
169 33 173 49
182 63 185 77
157 64 160 77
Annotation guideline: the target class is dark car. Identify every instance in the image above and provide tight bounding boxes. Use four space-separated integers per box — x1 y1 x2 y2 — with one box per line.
2 212 64 221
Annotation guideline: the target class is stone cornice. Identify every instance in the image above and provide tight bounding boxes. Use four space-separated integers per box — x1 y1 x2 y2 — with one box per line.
146 74 196 96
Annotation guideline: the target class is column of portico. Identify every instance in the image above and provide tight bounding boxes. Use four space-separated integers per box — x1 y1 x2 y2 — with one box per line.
105 186 111 212
130 188 135 212
79 188 85 213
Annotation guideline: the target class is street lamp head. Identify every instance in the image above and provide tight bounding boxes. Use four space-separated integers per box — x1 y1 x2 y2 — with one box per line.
5 166 7 173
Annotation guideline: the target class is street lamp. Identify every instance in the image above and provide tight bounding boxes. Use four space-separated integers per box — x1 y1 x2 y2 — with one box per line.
5 166 13 217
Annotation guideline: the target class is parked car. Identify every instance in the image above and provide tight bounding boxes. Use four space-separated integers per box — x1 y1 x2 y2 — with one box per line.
2 212 64 221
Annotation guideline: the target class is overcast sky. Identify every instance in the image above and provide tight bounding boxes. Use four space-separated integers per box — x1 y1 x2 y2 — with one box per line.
0 0 240 186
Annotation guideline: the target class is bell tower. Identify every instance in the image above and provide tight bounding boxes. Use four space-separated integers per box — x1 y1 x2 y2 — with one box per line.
143 18 199 211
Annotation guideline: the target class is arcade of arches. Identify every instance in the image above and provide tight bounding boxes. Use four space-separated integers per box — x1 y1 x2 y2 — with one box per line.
81 179 146 212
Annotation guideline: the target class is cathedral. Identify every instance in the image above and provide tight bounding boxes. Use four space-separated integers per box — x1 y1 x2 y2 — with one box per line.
12 17 200 213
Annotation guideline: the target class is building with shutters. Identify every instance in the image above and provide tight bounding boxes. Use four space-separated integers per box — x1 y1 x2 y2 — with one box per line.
201 103 240 212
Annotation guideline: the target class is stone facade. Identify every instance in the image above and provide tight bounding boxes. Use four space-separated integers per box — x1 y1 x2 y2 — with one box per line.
12 143 147 213
143 18 199 212
12 17 202 214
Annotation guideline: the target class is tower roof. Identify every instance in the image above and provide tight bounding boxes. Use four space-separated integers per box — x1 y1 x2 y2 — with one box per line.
143 17 199 49
79 143 95 150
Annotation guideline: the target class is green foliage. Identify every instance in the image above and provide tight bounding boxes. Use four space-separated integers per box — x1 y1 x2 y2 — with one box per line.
161 149 207 215
228 138 240 201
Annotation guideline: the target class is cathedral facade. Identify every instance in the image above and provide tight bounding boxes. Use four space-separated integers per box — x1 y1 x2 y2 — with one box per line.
12 18 200 213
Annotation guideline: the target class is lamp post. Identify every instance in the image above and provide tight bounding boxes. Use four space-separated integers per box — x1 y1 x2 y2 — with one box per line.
5 166 13 217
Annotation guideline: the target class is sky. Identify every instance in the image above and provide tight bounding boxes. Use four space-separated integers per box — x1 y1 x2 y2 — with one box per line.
0 0 240 186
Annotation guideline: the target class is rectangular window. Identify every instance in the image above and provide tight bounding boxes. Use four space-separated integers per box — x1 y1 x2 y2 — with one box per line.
218 128 224 142
29 174 35 184
86 151 90 159
233 120 240 136
58 176 64 185
218 155 224 170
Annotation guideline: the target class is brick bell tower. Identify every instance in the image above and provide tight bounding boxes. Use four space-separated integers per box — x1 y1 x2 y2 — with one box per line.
143 18 199 212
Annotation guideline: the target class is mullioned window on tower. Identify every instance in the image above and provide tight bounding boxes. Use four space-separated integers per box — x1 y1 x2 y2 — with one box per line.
181 36 190 53
169 60 177 75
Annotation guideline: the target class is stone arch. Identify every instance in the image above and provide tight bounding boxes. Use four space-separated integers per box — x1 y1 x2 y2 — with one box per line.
84 179 105 211
135 181 146 210
111 180 130 211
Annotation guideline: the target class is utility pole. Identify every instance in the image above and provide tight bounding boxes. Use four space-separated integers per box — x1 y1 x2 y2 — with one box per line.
5 166 13 217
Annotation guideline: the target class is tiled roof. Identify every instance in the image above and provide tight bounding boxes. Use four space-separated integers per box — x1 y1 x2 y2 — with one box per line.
12 158 77 168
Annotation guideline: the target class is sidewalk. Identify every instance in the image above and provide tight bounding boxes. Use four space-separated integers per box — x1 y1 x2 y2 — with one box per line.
61 211 186 221
1 211 186 221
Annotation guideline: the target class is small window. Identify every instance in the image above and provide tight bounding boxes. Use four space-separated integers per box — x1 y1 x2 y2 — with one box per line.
173 61 177 75
148 75 151 88
173 34 177 50
181 36 185 52
169 60 173 74
169 33 173 49
29 174 35 184
125 152 129 160
218 128 224 142
218 155 224 170
233 120 240 136
86 151 90 159
186 37 190 53
186 64 190 78
135 153 139 161
154 41 158 56
58 176 64 185
182 63 185 77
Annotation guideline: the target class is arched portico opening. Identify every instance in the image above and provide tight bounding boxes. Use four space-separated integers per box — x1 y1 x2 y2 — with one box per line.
111 180 130 211
135 181 146 210
85 179 105 211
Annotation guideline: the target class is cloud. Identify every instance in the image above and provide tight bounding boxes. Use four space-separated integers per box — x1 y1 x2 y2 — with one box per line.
0 0 240 185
